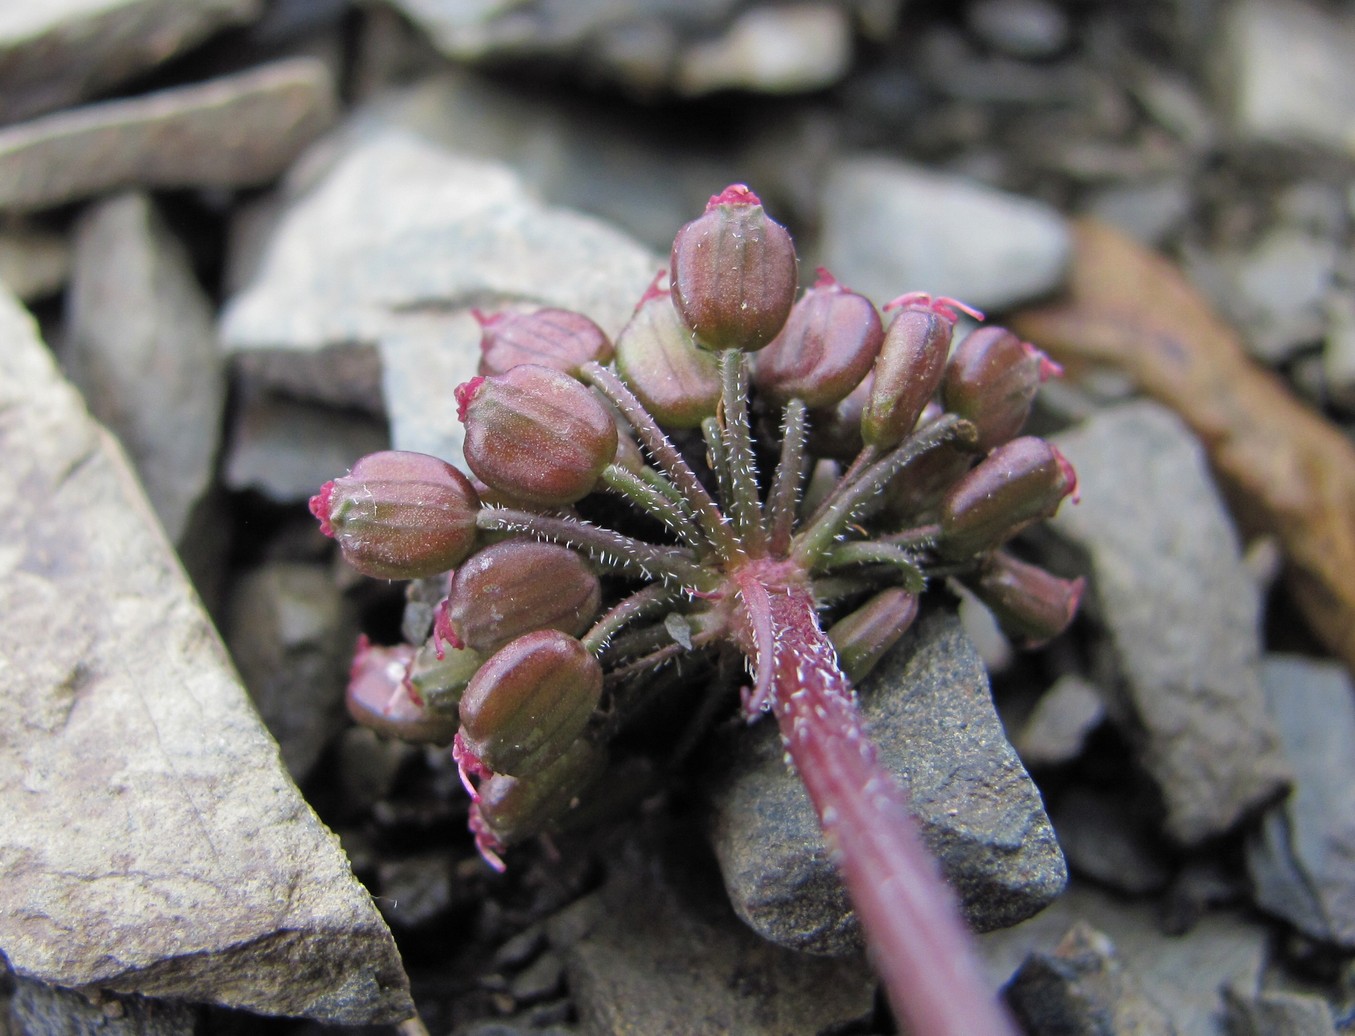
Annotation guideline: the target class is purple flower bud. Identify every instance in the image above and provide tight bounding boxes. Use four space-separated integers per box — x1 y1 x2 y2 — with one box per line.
808 370 872 460
964 551 1085 647
457 629 603 777
346 637 458 744
753 268 882 407
670 184 798 352
861 302 955 450
942 326 1061 451
438 537 601 654
405 636 484 713
310 451 480 579
458 364 618 506
475 306 613 378
614 273 722 428
938 437 1078 559
828 587 920 682
882 437 974 520
470 738 607 859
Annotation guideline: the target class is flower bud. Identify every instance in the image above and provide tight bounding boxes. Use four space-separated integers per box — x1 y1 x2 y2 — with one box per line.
964 552 1085 647
828 587 920 682
475 307 613 378
808 371 871 460
405 636 483 714
614 275 721 428
471 738 607 853
882 438 973 521
753 269 882 407
937 437 1078 559
942 326 1060 451
670 184 797 352
310 451 480 579
346 637 458 744
457 630 603 777
459 364 618 506
861 305 954 449
438 537 601 654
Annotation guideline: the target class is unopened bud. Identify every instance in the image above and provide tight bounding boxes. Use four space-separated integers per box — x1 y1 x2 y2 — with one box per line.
439 537 601 654
861 303 955 449
828 587 920 682
405 636 483 713
475 306 613 378
808 371 871 460
614 274 722 428
310 451 480 579
753 269 882 407
457 630 603 777
938 437 1078 559
470 738 607 854
459 364 618 506
346 637 458 744
670 184 797 352
942 327 1060 451
965 551 1085 647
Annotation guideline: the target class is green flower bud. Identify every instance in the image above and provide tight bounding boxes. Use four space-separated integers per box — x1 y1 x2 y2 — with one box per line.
828 587 920 682
963 551 1085 648
346 637 458 745
475 306 613 378
458 364 618 506
614 274 722 428
861 302 955 450
937 437 1078 560
438 537 601 654
753 268 882 408
670 184 797 352
470 738 607 858
941 326 1061 451
310 451 480 579
405 636 483 714
457 630 603 777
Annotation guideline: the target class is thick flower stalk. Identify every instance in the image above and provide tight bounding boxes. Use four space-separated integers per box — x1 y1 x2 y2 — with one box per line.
311 185 1080 1035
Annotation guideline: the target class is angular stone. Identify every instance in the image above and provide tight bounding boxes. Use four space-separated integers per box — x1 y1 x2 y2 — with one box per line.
1247 655 1355 948
1013 673 1106 768
708 608 1066 955
0 285 412 1024
220 130 657 466
821 155 1071 312
673 5 852 95
552 834 877 1036
1049 401 1290 845
1224 985 1338 1036
64 192 225 546
8 976 198 1036
0 58 337 214
0 0 262 123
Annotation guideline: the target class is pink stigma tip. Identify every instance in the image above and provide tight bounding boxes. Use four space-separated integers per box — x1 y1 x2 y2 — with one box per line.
708 184 759 209
1052 445 1080 505
455 376 486 423
635 269 668 312
309 482 336 537
812 267 841 290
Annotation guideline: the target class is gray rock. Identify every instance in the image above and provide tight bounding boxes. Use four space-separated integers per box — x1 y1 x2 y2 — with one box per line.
1051 786 1173 896
221 130 658 466
555 837 877 1036
0 224 70 301
1084 177 1194 247
967 0 1071 59
708 608 1066 956
0 58 337 214
224 562 355 782
0 0 262 124
375 852 455 931
0 285 412 1024
1049 401 1290 845
1224 985 1338 1036
8 976 198 1036
1215 0 1355 159
671 4 853 95
1217 226 1337 364
64 192 225 546
821 156 1070 312
1013 673 1106 768
1246 655 1355 948
1002 921 1177 1035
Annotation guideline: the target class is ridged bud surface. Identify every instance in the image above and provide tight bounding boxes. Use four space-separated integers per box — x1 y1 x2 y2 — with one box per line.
938 437 1078 559
346 638 458 744
476 306 613 378
405 637 483 714
670 184 797 352
615 279 721 428
310 451 480 579
965 551 1085 647
441 537 601 654
861 308 953 449
942 327 1058 451
828 587 920 682
754 269 882 407
458 630 603 776
472 738 607 849
459 364 618 506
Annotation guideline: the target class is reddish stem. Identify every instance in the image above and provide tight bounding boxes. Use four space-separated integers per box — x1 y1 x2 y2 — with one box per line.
743 579 1016 1036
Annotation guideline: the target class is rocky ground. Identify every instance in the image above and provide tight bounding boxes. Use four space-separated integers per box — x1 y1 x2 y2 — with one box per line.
2 1 1354 1033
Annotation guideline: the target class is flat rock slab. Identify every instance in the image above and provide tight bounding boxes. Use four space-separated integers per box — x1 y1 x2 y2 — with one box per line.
0 285 412 1024
0 0 262 123
0 57 337 214
708 609 1066 956
1049 400 1290 845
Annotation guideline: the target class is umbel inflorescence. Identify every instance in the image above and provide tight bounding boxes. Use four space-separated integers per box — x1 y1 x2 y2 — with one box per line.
312 185 1081 1034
